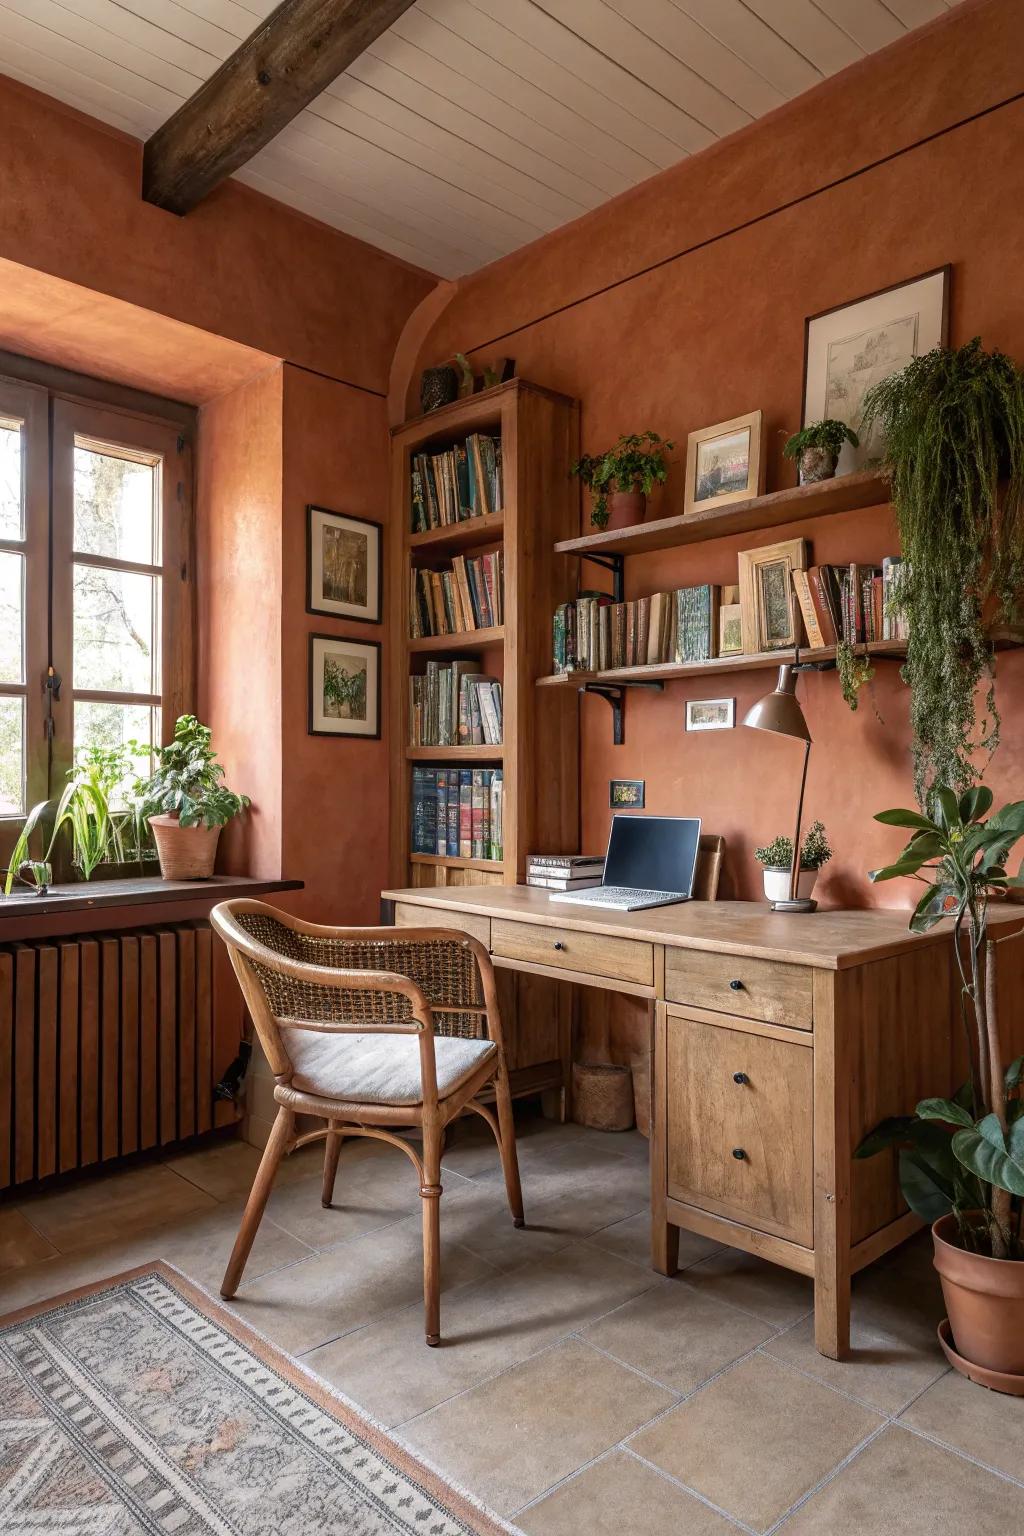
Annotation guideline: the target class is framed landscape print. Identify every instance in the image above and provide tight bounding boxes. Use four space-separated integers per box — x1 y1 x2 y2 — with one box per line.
684 410 765 516
308 634 381 738
307 505 382 624
803 266 950 475
737 538 809 655
685 698 735 732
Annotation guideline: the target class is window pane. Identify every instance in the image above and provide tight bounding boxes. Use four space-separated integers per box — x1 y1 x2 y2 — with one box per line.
0 695 25 815
74 701 159 810
73 443 158 564
0 418 23 540
73 564 160 694
0 550 23 684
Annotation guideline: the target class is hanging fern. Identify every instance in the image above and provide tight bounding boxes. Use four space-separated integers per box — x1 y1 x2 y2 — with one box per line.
860 338 1024 809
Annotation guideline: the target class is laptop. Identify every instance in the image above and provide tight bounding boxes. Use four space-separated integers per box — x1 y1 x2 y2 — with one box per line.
549 815 701 912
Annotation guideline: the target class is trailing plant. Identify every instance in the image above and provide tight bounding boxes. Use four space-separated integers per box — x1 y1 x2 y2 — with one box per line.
3 757 127 896
856 787 1024 1259
135 714 249 830
782 419 859 460
571 432 673 529
860 338 1024 808
755 819 832 871
835 639 874 711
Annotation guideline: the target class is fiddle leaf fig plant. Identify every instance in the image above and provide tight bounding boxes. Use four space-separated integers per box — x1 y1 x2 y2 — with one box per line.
136 715 249 830
571 431 673 528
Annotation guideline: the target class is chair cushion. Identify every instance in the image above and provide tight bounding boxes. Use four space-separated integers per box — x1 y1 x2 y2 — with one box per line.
285 1029 497 1107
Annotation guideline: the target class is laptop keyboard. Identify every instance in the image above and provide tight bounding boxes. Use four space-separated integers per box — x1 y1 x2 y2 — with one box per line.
550 886 684 910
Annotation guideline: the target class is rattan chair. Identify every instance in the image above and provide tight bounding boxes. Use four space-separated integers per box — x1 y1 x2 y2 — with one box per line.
210 899 524 1345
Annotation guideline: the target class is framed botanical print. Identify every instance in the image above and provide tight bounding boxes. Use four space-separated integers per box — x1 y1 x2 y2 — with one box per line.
308 633 381 738
307 505 382 624
737 538 809 655
684 410 765 515
803 266 950 475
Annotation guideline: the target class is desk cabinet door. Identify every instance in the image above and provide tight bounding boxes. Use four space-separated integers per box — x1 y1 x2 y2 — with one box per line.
666 1014 813 1247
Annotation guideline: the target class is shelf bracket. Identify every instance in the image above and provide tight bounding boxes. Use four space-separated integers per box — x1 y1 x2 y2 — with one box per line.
579 551 624 604
580 680 663 745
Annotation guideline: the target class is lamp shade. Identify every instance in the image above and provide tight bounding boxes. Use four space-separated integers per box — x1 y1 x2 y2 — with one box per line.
743 665 811 742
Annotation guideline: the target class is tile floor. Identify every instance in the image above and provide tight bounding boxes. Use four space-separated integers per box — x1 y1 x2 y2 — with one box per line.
2 1112 1023 1533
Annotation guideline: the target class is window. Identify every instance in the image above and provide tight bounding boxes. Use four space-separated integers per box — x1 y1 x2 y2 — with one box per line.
0 374 193 861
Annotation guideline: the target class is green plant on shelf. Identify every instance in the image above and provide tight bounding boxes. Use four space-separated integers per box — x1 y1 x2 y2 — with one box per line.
3 745 139 896
754 819 832 871
782 419 859 460
836 639 875 711
135 714 250 831
571 431 673 529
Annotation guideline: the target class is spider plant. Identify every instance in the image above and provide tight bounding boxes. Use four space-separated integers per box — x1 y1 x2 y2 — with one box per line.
3 757 128 895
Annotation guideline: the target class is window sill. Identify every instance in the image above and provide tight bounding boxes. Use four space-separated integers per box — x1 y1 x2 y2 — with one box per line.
0 874 302 924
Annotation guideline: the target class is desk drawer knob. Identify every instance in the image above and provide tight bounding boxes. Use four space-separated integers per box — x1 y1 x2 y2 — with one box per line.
553 940 565 951
729 978 744 991
733 1072 749 1085
732 1147 747 1161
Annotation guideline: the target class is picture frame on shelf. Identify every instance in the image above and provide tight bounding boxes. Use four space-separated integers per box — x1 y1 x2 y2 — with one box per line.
308 633 381 739
684 410 765 516
737 537 809 655
307 505 383 624
803 266 950 476
685 698 735 732
718 584 743 656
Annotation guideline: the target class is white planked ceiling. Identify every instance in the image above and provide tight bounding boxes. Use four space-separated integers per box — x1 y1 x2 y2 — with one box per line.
0 0 961 278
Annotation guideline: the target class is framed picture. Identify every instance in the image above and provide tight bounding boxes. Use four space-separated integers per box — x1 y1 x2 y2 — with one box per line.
737 538 809 655
684 410 765 515
685 698 735 732
609 778 645 809
307 505 382 624
719 583 743 656
308 633 381 738
803 266 950 474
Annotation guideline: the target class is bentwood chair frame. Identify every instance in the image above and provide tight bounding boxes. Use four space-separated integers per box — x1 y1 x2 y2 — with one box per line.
211 899 524 1345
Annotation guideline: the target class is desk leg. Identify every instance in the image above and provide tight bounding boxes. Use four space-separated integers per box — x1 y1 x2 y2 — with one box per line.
650 1001 678 1275
813 973 851 1360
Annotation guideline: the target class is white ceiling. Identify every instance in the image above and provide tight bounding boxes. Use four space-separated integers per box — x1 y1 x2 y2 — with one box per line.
0 0 960 278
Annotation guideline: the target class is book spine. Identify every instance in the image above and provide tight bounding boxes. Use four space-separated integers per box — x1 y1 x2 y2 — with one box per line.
435 770 447 856
446 769 460 857
792 570 825 648
459 770 473 859
471 770 484 859
490 769 503 861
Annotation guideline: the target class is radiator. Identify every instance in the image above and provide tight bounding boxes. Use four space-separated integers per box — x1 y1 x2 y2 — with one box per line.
0 921 215 1191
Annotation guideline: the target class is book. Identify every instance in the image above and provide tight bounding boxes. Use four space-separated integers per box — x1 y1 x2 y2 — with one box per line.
526 874 602 891
527 854 604 872
409 767 503 864
791 569 824 648
410 553 504 638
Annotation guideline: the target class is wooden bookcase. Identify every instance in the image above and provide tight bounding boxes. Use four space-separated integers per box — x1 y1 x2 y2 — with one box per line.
388 379 581 891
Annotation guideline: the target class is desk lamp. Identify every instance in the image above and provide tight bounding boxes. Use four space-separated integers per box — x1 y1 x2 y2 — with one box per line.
743 664 816 913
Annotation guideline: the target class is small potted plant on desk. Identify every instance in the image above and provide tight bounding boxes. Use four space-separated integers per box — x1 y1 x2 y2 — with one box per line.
572 431 673 529
755 819 831 905
783 419 858 483
137 714 250 881
856 787 1024 1392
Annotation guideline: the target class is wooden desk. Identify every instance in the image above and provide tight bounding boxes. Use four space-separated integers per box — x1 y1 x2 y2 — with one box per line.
382 884 1024 1359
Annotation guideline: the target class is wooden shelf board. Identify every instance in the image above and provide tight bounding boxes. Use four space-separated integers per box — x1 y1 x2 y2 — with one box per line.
406 745 504 761
537 640 908 687
408 511 504 557
408 626 504 653
554 469 889 558
409 853 504 872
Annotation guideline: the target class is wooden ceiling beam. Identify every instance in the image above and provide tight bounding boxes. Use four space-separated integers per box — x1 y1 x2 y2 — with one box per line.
142 0 417 216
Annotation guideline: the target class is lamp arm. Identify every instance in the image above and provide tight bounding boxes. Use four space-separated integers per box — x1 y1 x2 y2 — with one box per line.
789 739 811 902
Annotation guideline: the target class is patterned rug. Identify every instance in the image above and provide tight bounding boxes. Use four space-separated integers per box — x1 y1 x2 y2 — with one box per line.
0 1261 514 1535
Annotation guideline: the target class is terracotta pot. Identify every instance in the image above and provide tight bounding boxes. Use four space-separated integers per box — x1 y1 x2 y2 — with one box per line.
763 867 818 903
798 446 838 484
604 490 646 529
933 1211 1024 1378
149 814 222 880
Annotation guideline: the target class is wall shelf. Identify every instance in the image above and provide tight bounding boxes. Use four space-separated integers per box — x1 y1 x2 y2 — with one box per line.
537 639 906 689
405 745 504 762
408 626 504 653
409 510 505 558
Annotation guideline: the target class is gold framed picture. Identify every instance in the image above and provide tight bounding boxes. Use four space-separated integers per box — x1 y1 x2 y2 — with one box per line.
737 538 809 655
684 410 765 516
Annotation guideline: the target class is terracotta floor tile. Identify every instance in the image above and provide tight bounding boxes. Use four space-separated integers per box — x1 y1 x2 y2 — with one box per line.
163 1138 267 1200
263 1149 426 1248
518 1450 739 1536
901 1367 1024 1483
14 1163 216 1252
764 1312 949 1414
681 1246 813 1327
0 1207 58 1273
586 1209 722 1271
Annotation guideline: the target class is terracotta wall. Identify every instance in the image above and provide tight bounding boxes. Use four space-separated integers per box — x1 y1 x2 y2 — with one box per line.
409 0 1024 911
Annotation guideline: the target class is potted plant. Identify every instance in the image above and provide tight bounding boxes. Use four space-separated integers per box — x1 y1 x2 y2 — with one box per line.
755 819 831 904
571 432 673 530
856 787 1024 1389
135 714 249 881
782 419 859 483
3 755 126 896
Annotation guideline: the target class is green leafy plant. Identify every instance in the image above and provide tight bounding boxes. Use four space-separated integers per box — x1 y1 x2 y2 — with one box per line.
135 715 249 830
754 819 832 871
835 639 874 711
3 757 127 896
782 419 859 460
571 432 673 529
860 339 1024 808
856 787 1024 1258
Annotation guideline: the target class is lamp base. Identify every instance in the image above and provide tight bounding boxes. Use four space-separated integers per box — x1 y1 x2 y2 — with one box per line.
769 897 818 914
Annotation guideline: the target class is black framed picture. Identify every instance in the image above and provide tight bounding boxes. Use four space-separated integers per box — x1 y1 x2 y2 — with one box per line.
308 633 381 739
609 778 645 809
306 505 382 624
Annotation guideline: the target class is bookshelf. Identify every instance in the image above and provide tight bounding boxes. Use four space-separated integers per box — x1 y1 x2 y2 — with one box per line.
389 379 580 890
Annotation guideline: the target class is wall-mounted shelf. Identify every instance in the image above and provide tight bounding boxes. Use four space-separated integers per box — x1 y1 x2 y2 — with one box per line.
537 639 906 690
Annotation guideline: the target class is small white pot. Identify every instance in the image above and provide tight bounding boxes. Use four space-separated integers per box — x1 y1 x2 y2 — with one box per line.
763 866 818 903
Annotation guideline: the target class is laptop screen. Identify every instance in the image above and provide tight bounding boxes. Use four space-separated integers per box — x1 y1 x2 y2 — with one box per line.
603 814 702 895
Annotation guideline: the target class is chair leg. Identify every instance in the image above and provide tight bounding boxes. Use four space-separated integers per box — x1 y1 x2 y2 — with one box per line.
221 1106 293 1299
494 1067 525 1228
420 1125 443 1347
322 1120 343 1208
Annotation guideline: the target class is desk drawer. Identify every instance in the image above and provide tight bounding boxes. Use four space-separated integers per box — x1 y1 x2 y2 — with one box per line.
393 902 490 947
491 919 653 987
666 1013 813 1246
665 948 813 1030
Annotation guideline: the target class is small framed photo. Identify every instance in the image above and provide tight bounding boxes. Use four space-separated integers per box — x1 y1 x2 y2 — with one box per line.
737 538 809 655
307 505 382 624
684 410 765 516
719 583 743 657
803 266 949 474
685 698 735 732
308 633 381 738
610 778 645 809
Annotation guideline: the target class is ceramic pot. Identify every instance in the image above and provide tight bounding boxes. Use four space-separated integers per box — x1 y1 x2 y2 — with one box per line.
419 365 459 414
149 814 221 880
798 446 838 484
933 1211 1024 1380
762 866 818 903
604 490 646 529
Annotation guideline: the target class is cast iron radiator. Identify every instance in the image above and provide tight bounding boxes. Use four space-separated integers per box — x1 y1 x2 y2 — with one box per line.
0 920 215 1191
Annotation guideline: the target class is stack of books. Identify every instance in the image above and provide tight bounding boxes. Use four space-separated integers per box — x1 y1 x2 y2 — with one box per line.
525 853 605 892
409 661 503 747
411 433 503 532
409 550 503 637
793 558 907 648
553 584 719 673
411 767 503 860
